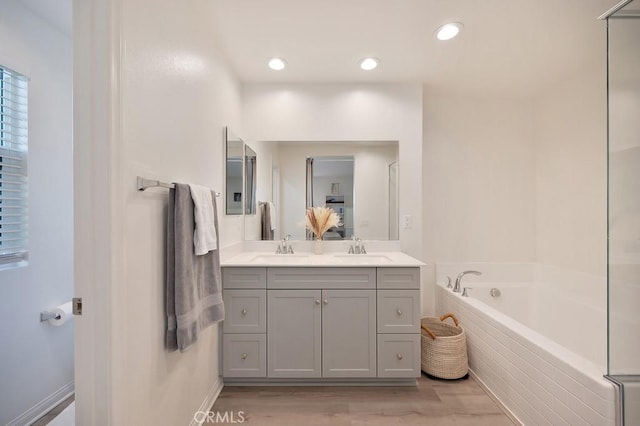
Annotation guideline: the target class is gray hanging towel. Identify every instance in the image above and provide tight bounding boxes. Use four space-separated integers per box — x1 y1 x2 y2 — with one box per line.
260 202 274 241
166 183 224 352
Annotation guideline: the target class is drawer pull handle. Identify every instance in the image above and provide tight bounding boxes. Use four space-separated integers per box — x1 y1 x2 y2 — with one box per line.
397 353 404 360
315 299 321 305
396 309 402 316
241 353 248 360
323 299 329 305
241 309 247 316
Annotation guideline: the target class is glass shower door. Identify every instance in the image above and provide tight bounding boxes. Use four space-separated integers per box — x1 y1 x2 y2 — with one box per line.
606 1 640 424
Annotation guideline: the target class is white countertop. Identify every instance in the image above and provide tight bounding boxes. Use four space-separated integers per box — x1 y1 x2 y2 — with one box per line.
221 251 425 267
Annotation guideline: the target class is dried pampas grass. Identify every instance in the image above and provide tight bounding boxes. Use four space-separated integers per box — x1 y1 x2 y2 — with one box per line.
305 206 341 239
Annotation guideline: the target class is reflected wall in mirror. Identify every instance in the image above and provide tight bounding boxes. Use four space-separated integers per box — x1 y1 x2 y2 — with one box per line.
245 145 257 215
306 156 354 240
225 128 244 215
388 161 399 240
244 140 399 241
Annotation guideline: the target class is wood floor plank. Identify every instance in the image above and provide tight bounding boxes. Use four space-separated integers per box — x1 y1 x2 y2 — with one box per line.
209 375 515 425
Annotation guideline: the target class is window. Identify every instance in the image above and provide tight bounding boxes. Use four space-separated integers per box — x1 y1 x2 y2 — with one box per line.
0 66 28 267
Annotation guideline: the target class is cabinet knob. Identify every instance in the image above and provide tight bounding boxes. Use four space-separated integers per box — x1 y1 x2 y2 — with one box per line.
315 299 321 305
397 353 404 360
241 353 248 360
396 309 402 316
241 309 247 316
323 299 329 305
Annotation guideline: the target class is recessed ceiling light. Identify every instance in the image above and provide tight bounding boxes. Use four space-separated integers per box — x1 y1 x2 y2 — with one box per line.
360 57 380 71
268 57 287 71
435 22 463 41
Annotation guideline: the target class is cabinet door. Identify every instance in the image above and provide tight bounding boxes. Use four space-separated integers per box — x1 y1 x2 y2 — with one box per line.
377 290 420 334
377 334 420 378
223 334 267 378
267 290 322 378
322 289 377 378
223 289 266 334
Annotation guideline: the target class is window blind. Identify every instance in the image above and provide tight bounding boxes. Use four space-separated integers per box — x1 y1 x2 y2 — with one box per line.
0 66 28 266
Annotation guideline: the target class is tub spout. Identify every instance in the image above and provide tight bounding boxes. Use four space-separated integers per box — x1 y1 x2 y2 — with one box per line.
453 270 482 292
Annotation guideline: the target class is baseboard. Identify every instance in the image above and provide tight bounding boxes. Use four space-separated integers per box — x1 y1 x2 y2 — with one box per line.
7 381 74 426
224 378 418 387
468 369 522 426
189 377 224 426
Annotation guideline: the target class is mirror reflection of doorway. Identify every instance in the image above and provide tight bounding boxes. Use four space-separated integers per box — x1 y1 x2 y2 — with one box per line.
305 156 354 240
389 161 399 240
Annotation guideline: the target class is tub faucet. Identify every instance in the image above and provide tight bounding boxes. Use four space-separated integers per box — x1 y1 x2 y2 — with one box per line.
453 270 482 293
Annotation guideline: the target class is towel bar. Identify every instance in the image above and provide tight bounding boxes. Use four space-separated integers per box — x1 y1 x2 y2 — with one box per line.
137 176 221 197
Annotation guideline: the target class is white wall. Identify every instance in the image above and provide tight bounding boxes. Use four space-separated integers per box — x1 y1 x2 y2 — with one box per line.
119 1 243 422
422 93 537 313
75 0 242 424
533 65 607 278
243 83 423 257
0 3 74 424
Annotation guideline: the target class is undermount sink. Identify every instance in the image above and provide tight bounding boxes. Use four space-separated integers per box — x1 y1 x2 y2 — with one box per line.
332 254 393 263
249 253 311 263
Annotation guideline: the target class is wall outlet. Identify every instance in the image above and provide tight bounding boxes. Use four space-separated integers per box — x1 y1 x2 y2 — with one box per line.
402 215 412 229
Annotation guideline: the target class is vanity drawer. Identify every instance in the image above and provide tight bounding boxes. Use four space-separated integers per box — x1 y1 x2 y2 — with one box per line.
223 289 266 334
223 334 267 378
377 290 420 333
223 267 267 289
377 334 421 378
267 267 376 289
377 268 420 289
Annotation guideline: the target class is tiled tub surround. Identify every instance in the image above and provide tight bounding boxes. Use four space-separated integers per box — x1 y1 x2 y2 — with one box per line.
435 263 616 426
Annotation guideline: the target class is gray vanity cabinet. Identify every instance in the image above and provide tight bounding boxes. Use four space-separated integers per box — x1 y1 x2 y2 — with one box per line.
267 290 322 378
222 266 421 383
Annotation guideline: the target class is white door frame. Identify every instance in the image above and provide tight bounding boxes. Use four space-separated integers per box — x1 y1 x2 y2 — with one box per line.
73 0 123 423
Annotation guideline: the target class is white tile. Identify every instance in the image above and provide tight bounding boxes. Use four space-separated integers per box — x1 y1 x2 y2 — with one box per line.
552 398 585 426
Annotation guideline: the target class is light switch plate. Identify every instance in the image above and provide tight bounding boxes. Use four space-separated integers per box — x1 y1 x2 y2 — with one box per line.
402 215 412 229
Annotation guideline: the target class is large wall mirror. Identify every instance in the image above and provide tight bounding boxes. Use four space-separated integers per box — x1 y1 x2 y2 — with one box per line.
243 140 399 241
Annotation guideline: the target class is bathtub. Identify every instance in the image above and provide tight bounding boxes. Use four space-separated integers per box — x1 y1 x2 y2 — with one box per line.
435 263 617 426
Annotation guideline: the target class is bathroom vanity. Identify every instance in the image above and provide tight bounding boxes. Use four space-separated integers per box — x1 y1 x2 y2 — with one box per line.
220 252 423 385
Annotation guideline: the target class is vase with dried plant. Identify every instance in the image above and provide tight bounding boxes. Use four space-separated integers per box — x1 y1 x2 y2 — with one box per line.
305 206 341 254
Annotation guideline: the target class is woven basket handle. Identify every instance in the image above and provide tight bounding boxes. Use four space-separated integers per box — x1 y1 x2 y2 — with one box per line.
440 313 460 327
420 324 437 340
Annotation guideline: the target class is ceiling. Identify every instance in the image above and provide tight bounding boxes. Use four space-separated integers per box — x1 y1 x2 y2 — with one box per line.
17 0 624 97
210 0 621 96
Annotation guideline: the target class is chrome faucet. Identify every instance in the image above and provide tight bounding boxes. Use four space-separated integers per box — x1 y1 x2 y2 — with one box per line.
348 236 366 254
348 236 356 254
453 270 482 293
276 234 294 254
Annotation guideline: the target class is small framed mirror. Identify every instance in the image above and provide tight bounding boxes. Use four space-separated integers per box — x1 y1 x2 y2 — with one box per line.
225 127 244 215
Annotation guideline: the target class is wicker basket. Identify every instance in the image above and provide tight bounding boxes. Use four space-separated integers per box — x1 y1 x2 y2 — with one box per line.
420 313 468 379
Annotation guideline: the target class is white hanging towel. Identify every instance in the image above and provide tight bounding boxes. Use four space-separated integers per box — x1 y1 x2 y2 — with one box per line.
268 201 277 231
189 184 218 255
